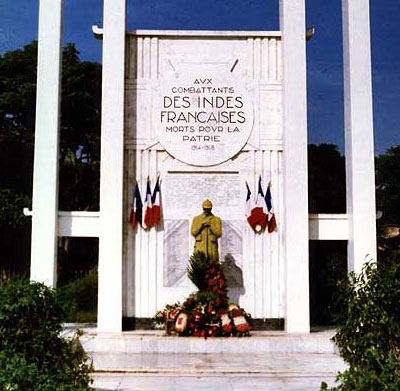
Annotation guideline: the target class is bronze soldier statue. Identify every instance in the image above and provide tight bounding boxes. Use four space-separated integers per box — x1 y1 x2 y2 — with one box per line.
191 199 222 261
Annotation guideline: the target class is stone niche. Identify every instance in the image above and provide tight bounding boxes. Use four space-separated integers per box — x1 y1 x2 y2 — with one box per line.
162 173 244 288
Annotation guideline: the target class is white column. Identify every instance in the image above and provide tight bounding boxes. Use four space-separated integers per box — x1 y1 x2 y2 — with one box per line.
97 0 126 332
279 0 310 333
342 0 377 273
30 0 64 287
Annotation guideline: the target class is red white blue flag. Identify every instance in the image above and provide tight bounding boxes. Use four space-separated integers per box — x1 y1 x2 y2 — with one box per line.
151 176 161 227
143 177 153 229
245 182 254 228
248 177 268 232
265 182 277 233
130 181 143 229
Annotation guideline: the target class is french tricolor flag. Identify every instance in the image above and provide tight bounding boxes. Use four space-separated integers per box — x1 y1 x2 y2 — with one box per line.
130 181 143 229
151 176 161 227
248 177 268 232
143 177 153 229
245 182 254 229
265 182 277 233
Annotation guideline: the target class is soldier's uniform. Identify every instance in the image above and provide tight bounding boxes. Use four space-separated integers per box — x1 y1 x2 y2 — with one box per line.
191 199 222 261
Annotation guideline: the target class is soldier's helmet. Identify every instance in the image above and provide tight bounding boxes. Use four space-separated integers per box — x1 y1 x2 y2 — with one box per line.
202 199 212 209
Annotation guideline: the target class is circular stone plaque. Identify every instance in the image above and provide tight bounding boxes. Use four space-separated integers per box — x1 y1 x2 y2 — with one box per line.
153 75 254 166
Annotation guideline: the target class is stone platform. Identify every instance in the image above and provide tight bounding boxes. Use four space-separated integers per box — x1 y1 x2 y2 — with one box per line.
75 328 345 391
81 330 339 355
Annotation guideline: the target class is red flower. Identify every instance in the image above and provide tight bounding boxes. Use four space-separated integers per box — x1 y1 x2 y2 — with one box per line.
232 309 241 317
169 309 180 320
208 326 218 337
235 321 250 333
220 313 232 333
223 324 232 333
194 311 203 323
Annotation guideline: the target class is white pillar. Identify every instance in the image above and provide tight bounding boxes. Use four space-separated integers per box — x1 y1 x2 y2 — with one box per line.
342 0 377 273
30 0 64 287
97 0 126 332
279 0 310 333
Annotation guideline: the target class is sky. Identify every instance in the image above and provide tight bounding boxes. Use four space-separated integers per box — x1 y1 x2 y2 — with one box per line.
0 0 399 155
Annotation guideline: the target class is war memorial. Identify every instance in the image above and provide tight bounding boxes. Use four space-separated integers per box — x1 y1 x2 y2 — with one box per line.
29 0 376 343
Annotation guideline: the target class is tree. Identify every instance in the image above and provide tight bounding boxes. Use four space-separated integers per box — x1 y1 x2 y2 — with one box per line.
0 279 93 390
0 41 101 275
308 144 347 326
58 43 101 211
375 145 400 255
321 254 400 391
376 145 400 224
308 143 346 213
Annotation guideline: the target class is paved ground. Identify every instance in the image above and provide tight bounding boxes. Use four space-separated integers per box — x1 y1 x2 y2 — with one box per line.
91 352 346 391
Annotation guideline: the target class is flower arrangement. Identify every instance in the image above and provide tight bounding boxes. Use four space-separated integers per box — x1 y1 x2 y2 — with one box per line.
154 303 182 334
154 252 251 338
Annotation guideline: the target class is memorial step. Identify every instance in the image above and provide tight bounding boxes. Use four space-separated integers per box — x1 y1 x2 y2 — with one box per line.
80 329 339 355
93 372 341 391
90 353 345 391
71 328 345 391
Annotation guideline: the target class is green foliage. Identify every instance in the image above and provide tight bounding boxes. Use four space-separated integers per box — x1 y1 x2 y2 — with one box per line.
59 268 98 323
58 43 102 211
0 188 30 229
0 42 101 209
187 251 215 291
309 241 347 325
0 42 41 196
308 144 346 213
155 252 250 337
376 145 400 224
322 253 400 390
58 238 99 285
0 279 93 391
0 41 101 276
187 251 229 313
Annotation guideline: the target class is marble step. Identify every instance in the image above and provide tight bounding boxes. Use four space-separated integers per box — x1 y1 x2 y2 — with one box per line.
91 353 345 391
75 327 344 390
89 352 345 374
93 372 341 391
81 330 339 355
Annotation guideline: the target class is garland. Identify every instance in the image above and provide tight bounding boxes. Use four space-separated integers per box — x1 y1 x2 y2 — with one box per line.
154 252 251 338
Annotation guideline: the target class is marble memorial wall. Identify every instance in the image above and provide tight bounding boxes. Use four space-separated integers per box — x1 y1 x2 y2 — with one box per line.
123 32 284 319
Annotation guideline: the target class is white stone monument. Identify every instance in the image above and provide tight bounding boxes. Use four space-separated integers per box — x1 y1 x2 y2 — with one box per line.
29 0 377 333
